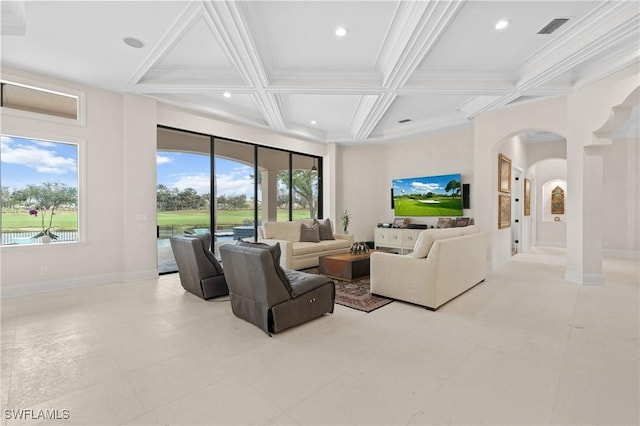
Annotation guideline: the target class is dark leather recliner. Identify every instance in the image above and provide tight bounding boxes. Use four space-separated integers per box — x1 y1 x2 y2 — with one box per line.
219 242 335 335
170 235 228 300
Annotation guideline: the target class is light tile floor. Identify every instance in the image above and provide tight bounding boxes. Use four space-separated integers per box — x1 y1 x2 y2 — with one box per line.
1 247 638 425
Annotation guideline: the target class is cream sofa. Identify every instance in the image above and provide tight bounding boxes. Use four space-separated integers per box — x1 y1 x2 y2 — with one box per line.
370 226 486 310
257 220 353 270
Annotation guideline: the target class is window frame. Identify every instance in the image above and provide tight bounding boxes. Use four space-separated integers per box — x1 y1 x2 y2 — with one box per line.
0 131 87 247
0 73 86 127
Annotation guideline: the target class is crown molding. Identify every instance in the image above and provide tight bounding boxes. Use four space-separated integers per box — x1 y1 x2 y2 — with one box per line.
457 96 504 119
574 44 640 90
358 112 471 145
518 1 640 91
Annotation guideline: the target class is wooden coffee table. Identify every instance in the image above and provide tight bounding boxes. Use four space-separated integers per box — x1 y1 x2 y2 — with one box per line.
319 251 378 281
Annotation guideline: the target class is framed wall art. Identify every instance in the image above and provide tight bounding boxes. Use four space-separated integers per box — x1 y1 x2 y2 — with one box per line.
498 153 511 193
498 194 511 229
524 178 531 216
551 185 565 214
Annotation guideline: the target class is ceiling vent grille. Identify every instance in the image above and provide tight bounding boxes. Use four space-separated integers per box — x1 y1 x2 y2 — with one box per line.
398 118 411 124
537 18 569 34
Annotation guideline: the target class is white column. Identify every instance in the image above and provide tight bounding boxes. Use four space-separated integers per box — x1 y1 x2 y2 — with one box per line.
581 145 606 283
565 143 605 285
261 170 278 222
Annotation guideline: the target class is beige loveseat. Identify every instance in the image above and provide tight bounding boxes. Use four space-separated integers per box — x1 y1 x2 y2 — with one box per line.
370 226 486 310
257 219 353 270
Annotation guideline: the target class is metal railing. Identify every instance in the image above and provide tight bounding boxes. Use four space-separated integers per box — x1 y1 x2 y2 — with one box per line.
2 231 78 245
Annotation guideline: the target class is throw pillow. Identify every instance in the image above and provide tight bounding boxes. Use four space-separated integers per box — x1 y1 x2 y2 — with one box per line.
236 240 293 295
412 228 463 258
195 234 223 274
314 218 335 240
300 223 320 243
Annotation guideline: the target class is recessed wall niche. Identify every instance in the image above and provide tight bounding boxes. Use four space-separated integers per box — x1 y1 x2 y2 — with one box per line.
542 179 567 222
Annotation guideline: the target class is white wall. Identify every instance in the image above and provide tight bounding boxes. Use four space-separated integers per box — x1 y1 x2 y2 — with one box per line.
603 136 640 255
565 64 640 282
338 126 475 242
1 70 128 295
495 135 529 258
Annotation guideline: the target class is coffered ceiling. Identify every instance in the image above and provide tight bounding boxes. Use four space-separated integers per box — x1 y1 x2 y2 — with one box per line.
1 1 638 144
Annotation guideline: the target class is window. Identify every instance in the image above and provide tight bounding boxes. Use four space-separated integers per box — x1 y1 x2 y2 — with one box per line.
156 127 323 273
1 135 79 245
1 82 78 119
0 77 85 126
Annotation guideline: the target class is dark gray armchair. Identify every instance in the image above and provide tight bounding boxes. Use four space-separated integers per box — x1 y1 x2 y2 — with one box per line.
170 235 228 300
219 242 335 335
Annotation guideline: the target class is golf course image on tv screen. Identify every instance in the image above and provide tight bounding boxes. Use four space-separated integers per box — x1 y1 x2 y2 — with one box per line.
392 173 463 216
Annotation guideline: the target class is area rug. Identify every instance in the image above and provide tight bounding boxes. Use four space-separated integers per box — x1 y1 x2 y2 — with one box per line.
303 268 393 313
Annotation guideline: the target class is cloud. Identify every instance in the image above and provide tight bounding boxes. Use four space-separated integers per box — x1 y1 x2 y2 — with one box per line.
169 171 255 197
411 181 441 192
215 172 254 197
1 137 76 175
171 173 211 194
156 154 172 165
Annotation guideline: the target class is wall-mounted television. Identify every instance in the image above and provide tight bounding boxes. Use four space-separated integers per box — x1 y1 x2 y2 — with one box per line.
392 173 463 217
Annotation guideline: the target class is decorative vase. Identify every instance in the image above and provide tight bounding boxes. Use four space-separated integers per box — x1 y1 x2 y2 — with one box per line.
42 235 51 244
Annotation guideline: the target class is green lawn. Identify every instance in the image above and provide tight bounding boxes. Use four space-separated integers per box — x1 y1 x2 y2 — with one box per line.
394 197 463 216
1 211 78 231
2 208 313 232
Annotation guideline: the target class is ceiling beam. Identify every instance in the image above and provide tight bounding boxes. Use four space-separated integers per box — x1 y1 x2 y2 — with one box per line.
204 1 286 131
458 1 640 119
352 0 465 140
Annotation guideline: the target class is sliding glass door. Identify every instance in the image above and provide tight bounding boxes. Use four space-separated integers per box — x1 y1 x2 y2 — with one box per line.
156 129 211 273
157 127 322 273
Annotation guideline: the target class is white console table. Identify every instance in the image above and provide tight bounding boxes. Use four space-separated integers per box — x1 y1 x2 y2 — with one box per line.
374 228 422 254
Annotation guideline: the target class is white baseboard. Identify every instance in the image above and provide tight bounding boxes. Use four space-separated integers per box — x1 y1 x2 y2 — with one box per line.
490 257 509 271
536 241 567 248
604 249 639 258
2 269 159 298
123 269 159 282
564 270 605 285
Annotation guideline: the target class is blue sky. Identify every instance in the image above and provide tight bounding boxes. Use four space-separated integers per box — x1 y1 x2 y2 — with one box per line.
393 173 460 196
1 136 78 190
157 151 255 197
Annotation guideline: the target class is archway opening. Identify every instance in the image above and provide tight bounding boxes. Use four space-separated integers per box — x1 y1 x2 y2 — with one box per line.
494 129 566 259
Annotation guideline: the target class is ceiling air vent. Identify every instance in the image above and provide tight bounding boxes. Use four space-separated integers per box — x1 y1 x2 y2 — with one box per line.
398 118 411 124
537 18 569 34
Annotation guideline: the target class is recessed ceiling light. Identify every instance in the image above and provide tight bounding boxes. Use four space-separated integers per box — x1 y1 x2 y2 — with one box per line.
495 19 510 30
223 92 232 98
123 37 144 48
335 27 348 37
310 120 318 125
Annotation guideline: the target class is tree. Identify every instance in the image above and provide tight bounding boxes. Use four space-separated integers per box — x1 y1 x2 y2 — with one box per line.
156 184 172 211
1 186 15 210
445 179 461 198
179 188 199 210
277 169 318 218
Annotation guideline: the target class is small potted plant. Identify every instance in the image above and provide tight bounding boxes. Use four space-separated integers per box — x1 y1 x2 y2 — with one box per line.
25 182 76 244
29 208 58 243
340 209 351 234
